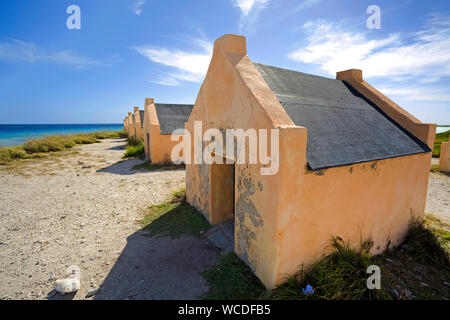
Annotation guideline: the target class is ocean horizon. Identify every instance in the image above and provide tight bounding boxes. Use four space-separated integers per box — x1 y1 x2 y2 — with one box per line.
0 123 123 147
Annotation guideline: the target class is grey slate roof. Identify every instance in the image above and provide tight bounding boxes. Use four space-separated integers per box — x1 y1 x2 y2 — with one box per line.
254 63 430 170
154 104 193 135
139 110 144 128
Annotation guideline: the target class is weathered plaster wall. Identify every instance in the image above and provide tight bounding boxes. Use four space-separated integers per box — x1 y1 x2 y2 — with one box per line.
274 151 432 287
143 98 185 164
127 112 134 138
133 107 144 141
143 98 154 159
439 142 450 172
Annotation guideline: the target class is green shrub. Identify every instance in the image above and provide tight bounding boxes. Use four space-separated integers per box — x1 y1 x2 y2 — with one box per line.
24 137 65 153
0 146 29 164
123 141 145 158
127 136 142 147
89 131 126 139
404 219 450 268
71 134 99 144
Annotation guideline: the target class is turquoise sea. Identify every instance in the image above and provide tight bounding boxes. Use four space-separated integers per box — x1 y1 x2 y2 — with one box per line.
0 124 123 147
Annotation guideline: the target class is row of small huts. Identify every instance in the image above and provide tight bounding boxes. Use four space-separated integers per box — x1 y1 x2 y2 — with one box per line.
121 34 439 289
124 101 193 164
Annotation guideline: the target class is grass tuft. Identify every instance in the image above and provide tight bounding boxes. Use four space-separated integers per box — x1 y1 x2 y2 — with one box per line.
140 187 211 238
268 237 390 300
123 141 145 158
127 136 142 147
404 217 450 267
201 253 266 300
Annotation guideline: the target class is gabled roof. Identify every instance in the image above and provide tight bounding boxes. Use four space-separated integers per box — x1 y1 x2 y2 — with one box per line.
254 63 430 170
139 110 144 128
154 104 193 135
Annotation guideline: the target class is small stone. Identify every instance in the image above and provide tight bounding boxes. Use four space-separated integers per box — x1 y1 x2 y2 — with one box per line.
54 278 80 294
85 287 100 298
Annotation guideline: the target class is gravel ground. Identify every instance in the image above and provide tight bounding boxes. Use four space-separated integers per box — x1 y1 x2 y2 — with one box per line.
0 139 217 300
0 139 448 299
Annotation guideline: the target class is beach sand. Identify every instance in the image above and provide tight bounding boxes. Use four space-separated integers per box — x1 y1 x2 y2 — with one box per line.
0 139 448 299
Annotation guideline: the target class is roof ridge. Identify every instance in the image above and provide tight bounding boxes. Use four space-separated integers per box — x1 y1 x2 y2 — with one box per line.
254 62 336 82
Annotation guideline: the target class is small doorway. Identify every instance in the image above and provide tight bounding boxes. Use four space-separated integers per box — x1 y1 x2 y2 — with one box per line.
210 162 235 224
208 161 235 252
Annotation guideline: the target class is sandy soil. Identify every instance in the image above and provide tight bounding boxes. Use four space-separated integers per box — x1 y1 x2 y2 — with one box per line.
426 159 450 224
0 139 218 300
0 139 448 299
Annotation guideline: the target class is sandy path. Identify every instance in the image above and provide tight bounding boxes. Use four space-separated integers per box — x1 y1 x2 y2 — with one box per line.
0 139 217 300
426 173 450 224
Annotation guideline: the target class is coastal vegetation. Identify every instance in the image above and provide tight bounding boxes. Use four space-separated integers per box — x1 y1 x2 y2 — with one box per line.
433 129 449 157
0 131 127 164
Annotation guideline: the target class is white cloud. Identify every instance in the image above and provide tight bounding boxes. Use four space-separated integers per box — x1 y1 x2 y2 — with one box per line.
289 15 450 80
132 0 147 16
378 86 450 102
0 39 114 69
233 0 268 16
133 38 213 86
232 0 269 32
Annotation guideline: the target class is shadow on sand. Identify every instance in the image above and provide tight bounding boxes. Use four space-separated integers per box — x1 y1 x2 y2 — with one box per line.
93 230 219 300
106 145 127 151
95 158 145 175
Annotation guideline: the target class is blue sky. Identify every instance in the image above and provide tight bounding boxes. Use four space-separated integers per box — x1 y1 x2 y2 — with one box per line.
0 0 449 124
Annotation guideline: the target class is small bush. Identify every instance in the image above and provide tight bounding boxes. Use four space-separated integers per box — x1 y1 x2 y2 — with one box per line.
404 218 450 268
0 146 29 164
71 134 98 144
123 141 145 158
24 137 65 153
90 130 127 139
127 136 142 147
